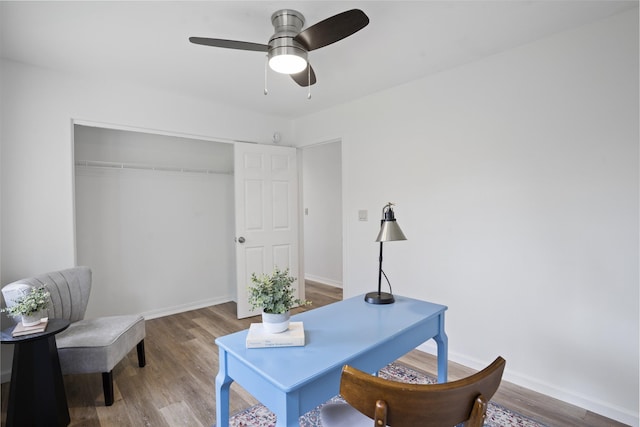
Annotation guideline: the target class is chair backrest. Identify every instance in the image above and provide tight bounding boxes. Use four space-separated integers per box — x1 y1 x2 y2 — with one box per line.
340 356 506 427
2 267 92 322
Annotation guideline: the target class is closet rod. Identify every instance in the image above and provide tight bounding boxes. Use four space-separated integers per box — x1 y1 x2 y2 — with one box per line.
75 160 232 176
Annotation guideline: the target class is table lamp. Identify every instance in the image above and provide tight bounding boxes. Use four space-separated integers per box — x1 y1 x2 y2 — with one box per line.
365 203 407 304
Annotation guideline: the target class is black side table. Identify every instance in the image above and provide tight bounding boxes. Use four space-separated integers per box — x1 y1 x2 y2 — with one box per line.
1 318 71 426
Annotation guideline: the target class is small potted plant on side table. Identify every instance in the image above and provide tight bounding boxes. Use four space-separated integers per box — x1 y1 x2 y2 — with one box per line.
1 285 50 326
248 267 311 333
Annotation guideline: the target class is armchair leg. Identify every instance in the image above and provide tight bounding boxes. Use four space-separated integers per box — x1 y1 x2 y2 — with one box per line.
101 341 144 407
102 371 114 406
137 340 146 367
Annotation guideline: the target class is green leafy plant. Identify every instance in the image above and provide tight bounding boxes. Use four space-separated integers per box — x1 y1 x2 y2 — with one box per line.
248 267 311 314
1 285 50 317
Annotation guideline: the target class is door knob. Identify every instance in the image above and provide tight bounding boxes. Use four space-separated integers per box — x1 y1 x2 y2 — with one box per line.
237 237 246 243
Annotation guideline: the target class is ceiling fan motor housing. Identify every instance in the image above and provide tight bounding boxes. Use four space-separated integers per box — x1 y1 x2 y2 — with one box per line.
268 9 308 73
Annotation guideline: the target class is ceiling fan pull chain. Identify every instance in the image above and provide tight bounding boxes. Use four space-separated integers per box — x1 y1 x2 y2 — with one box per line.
307 65 312 100
264 55 268 95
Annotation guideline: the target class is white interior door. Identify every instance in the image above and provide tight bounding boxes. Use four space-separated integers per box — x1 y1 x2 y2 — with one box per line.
234 142 299 319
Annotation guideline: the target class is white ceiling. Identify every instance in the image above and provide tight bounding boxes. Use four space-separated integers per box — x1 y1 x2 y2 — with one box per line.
1 1 636 119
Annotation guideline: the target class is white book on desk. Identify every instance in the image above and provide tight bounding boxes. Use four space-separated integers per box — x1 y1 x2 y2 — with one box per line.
246 321 305 348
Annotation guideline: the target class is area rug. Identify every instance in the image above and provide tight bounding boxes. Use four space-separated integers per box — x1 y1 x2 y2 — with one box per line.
225 362 548 427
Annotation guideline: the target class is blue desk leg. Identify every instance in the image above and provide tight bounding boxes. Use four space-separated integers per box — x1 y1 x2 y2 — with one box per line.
434 313 448 383
276 392 301 427
215 349 232 427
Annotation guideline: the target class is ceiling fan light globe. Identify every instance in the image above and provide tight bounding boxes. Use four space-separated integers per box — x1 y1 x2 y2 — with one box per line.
269 53 307 74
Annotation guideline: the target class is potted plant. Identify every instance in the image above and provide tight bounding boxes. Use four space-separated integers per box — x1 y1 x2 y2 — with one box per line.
1 285 50 326
248 267 311 333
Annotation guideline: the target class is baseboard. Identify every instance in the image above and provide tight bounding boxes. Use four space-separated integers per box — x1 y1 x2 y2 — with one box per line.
141 295 234 320
417 342 638 427
304 274 342 288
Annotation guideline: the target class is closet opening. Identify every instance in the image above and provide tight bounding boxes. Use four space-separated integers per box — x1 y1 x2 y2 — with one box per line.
73 124 235 319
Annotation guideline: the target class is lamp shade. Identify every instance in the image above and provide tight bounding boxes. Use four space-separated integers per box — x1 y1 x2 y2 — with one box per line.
375 220 406 242
375 205 407 242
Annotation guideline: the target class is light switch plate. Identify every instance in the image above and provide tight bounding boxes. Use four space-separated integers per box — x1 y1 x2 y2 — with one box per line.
358 210 368 221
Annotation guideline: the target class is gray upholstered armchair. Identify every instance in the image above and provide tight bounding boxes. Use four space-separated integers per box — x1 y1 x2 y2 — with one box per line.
2 266 146 406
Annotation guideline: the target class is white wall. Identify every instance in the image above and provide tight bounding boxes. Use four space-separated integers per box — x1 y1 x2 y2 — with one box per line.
0 59 290 380
302 142 343 287
76 166 235 317
293 9 638 426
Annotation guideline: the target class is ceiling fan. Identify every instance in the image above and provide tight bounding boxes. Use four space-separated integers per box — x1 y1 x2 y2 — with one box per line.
189 9 369 87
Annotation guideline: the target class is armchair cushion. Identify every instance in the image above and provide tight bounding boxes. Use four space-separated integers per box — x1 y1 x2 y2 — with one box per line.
56 314 145 374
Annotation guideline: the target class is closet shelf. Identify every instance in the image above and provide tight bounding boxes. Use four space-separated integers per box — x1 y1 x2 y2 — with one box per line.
75 160 232 175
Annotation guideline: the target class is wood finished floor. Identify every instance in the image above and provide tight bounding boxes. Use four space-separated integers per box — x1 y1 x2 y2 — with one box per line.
1 282 627 427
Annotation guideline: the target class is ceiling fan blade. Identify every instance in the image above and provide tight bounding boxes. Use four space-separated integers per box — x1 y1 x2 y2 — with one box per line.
189 37 268 52
290 64 317 87
294 9 369 51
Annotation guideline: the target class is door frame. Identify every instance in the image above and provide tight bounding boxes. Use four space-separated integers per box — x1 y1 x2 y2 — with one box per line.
299 138 344 290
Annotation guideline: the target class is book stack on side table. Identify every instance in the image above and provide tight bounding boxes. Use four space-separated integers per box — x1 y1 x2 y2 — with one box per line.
12 319 49 337
246 321 305 348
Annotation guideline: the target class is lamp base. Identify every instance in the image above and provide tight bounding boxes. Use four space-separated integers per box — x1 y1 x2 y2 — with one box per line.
364 291 395 304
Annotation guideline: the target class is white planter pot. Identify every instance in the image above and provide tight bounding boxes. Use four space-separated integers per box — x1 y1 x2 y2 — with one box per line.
21 311 44 327
261 311 291 334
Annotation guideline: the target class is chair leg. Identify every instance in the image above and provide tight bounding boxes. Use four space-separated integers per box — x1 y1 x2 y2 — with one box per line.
466 395 489 427
374 400 388 427
102 371 114 406
101 341 144 407
137 340 146 367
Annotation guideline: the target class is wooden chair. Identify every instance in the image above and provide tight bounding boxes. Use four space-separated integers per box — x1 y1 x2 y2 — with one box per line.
2 267 146 406
320 356 506 427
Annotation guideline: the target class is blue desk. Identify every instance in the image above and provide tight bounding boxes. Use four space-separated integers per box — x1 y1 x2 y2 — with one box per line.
215 294 448 427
